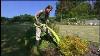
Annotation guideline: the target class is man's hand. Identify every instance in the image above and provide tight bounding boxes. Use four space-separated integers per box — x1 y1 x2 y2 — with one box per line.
35 17 40 25
46 19 49 24
36 20 40 24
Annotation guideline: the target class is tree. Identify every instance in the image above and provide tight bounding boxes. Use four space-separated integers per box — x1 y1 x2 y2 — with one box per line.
70 2 91 19
94 0 100 19
55 0 97 24
55 0 86 22
11 14 35 23
1 17 10 24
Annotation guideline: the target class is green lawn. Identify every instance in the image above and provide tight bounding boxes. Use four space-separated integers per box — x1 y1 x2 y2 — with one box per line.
57 25 99 43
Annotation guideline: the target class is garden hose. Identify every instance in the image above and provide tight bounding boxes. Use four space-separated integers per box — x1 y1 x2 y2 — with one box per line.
34 23 60 44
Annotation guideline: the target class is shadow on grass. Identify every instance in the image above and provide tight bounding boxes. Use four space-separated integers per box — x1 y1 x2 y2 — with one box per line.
1 25 36 56
26 26 60 56
24 26 37 56
1 25 60 56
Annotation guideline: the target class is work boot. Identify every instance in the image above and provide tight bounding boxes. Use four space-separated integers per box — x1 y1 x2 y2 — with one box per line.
36 40 40 47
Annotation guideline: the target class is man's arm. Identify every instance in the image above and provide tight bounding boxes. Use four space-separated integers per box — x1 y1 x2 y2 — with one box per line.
35 12 40 24
46 14 50 24
35 10 43 24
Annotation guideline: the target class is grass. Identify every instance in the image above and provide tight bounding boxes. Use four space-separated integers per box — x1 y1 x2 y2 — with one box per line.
1 24 57 56
1 24 99 56
57 25 99 43
1 24 35 56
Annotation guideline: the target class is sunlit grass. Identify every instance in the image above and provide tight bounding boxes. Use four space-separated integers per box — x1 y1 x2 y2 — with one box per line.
58 25 99 43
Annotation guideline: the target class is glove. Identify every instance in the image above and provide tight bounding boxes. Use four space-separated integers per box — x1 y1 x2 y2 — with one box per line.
36 21 41 25
47 19 49 23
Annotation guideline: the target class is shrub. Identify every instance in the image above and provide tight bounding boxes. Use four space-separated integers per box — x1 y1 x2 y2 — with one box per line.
59 36 89 56
40 47 61 56
39 40 60 56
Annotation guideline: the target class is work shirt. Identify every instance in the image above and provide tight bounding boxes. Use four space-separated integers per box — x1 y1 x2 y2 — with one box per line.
37 10 49 24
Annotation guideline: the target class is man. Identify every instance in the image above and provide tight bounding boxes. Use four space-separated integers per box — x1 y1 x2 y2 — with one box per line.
35 5 53 46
